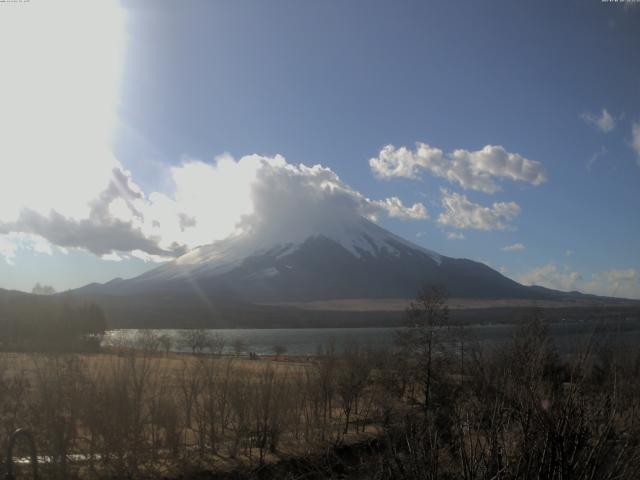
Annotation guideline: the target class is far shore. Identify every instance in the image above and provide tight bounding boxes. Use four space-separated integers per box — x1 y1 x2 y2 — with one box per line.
259 296 640 312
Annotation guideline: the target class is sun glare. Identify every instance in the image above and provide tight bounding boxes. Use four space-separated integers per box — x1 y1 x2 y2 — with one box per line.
0 0 125 220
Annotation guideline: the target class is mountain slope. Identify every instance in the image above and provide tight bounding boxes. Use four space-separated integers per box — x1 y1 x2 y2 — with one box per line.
75 217 567 302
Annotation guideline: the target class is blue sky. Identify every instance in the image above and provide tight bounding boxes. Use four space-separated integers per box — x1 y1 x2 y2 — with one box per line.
0 0 639 298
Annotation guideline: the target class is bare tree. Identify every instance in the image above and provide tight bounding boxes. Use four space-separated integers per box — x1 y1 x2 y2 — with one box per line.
232 338 247 357
337 344 371 434
273 344 287 359
158 333 173 355
208 332 226 356
396 286 449 413
315 339 338 441
135 329 161 354
179 329 211 355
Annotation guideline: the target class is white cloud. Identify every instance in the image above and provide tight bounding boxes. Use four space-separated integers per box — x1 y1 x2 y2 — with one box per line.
437 189 520 231
370 143 445 180
371 197 429 220
101 252 124 262
0 154 429 261
632 122 640 166
565 249 575 257
585 269 639 299
517 263 640 299
0 236 18 266
502 243 525 252
580 108 615 133
518 263 582 292
370 142 547 193
0 192 179 259
447 232 465 240
0 233 58 266
234 157 429 243
19 233 54 256
128 250 172 264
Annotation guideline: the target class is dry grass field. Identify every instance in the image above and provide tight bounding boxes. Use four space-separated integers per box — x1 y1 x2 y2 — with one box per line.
2 307 640 479
0 351 311 381
1 347 385 479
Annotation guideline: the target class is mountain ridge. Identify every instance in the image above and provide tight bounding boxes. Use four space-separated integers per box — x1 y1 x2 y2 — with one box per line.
72 216 601 305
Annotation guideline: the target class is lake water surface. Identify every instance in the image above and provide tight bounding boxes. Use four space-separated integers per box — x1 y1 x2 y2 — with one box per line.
104 319 640 356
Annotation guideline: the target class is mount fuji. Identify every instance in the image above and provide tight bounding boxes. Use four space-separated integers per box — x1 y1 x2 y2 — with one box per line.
74 215 577 306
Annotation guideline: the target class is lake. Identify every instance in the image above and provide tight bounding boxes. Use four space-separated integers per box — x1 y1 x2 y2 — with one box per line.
103 319 640 356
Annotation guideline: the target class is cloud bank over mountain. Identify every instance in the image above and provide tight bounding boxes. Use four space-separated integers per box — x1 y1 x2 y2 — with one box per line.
0 154 428 263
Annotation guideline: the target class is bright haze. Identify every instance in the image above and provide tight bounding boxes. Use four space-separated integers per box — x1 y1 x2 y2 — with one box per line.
0 0 639 299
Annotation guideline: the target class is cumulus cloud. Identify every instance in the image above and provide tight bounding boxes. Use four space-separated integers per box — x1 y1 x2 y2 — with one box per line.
580 108 615 133
371 197 429 220
370 143 445 180
437 189 521 231
632 122 640 166
502 243 525 252
235 157 429 244
155 156 427 250
0 154 429 262
369 142 547 193
518 264 640 299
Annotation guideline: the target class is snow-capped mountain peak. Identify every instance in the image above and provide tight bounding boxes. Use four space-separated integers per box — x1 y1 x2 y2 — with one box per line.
81 213 546 304
141 216 441 283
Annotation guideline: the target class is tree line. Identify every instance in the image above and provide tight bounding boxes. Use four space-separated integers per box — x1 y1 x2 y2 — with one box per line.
0 292 106 351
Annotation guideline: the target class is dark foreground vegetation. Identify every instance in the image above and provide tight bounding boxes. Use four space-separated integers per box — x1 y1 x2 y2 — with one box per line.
1 289 640 479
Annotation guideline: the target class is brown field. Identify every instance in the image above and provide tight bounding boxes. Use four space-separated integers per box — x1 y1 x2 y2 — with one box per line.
1 351 311 380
